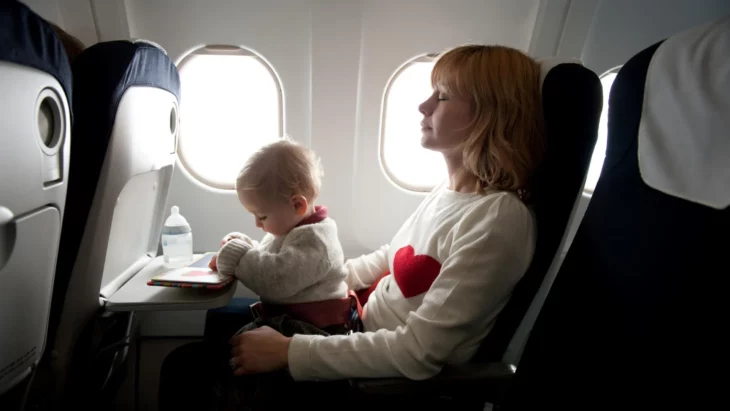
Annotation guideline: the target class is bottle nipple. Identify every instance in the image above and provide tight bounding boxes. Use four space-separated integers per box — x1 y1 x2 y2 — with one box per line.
171 206 179 215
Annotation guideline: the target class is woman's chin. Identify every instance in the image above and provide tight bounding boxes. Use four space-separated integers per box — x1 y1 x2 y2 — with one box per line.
421 141 444 154
420 137 436 151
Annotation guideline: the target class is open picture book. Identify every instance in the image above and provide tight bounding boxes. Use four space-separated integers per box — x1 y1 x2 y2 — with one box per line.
147 252 235 289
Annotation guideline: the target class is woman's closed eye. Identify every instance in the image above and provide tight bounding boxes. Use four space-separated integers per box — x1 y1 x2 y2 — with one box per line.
257 216 267 222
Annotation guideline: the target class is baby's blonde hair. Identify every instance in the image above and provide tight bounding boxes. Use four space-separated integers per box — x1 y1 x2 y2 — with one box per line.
236 139 323 203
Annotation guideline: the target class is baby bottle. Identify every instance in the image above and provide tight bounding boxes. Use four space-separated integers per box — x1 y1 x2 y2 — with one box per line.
161 206 193 268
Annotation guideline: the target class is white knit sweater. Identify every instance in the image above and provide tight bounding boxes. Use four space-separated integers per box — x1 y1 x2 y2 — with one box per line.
215 217 349 304
288 184 536 381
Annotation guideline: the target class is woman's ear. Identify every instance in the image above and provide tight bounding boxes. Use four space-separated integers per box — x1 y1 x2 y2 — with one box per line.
291 195 309 216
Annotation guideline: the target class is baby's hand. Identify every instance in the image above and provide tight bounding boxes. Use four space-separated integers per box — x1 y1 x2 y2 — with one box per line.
213 235 255 276
220 232 247 247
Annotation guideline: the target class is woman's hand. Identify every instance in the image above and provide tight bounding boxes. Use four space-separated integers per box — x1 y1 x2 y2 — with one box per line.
229 326 292 376
208 253 218 271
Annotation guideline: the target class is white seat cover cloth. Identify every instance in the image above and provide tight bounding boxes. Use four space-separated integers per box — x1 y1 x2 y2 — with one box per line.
638 15 730 209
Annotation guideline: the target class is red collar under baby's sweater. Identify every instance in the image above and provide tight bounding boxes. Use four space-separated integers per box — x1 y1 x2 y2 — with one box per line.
296 205 328 227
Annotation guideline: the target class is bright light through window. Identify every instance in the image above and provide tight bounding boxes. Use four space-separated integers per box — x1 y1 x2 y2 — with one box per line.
584 68 620 193
178 47 282 189
381 58 447 192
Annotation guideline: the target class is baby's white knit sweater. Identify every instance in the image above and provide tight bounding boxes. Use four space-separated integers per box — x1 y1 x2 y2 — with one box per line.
288 184 536 381
215 210 349 304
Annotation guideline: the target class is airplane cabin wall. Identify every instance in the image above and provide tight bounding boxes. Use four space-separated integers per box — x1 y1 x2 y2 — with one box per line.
126 0 315 268
19 0 730 342
125 0 542 287
582 0 730 75
351 1 540 250
14 2 730 405
127 0 730 274
21 0 98 46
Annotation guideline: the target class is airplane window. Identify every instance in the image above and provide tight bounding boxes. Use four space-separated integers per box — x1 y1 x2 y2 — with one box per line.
584 67 621 193
381 55 447 192
177 46 283 190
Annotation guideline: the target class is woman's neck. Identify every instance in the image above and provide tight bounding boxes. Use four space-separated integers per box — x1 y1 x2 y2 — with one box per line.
443 151 478 193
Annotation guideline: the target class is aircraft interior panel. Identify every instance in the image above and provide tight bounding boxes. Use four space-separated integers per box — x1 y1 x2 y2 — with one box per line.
126 0 314 262
2 0 729 409
350 0 541 251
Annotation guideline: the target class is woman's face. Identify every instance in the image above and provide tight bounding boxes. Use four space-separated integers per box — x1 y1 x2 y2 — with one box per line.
418 87 473 154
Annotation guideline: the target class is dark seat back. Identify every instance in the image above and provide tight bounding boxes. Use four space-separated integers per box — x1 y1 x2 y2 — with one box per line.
475 59 602 362
500 15 730 410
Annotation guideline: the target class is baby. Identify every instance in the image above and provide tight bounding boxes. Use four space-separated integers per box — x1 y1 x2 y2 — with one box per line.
206 140 356 402
210 139 351 323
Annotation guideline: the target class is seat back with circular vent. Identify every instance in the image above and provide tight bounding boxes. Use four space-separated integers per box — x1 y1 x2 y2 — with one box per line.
0 0 72 400
38 40 181 404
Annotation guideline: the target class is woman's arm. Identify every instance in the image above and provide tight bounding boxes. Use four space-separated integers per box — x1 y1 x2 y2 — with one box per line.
344 245 390 290
289 194 535 380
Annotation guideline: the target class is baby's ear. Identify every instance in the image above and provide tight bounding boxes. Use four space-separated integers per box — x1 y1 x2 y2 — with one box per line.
291 194 308 215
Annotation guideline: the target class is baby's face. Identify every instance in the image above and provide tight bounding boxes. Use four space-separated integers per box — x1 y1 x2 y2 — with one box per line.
239 192 302 237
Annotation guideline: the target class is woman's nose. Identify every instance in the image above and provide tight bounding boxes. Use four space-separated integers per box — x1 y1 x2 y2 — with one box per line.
419 95 434 116
255 219 263 228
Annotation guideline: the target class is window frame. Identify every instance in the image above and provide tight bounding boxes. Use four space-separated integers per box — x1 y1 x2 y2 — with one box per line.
379 53 439 193
584 65 623 195
175 45 284 190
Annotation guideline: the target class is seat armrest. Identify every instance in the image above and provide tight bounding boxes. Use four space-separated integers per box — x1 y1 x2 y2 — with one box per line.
349 361 515 400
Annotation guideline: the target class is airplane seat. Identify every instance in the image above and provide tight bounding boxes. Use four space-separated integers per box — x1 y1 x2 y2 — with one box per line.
32 40 180 407
345 57 603 409
0 1 72 407
472 56 603 363
498 15 730 410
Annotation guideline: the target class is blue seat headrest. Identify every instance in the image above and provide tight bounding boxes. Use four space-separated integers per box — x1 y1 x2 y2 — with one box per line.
0 0 73 103
72 40 181 140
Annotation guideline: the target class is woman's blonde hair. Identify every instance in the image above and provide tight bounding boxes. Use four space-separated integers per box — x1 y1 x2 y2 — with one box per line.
236 138 323 203
432 44 545 200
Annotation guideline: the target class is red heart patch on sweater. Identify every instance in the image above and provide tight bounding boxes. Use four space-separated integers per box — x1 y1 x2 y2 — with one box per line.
393 245 442 298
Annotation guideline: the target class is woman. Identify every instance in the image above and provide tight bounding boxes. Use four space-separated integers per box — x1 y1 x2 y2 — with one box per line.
159 43 544 408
